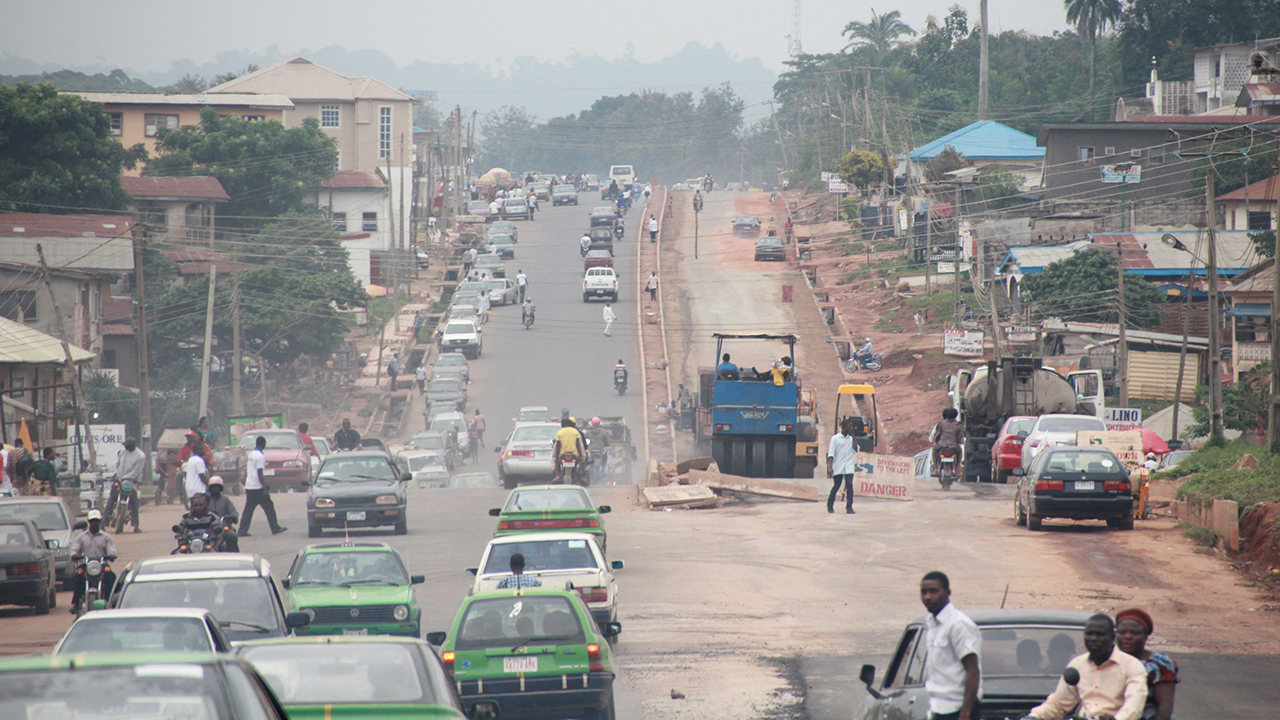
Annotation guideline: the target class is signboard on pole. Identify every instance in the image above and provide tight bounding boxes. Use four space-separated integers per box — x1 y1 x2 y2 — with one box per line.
827 178 849 193
852 453 915 500
1102 407 1143 432
1006 326 1038 343
936 262 971 274
943 329 984 357
1101 165 1142 184
1076 430 1144 465
69 424 127 471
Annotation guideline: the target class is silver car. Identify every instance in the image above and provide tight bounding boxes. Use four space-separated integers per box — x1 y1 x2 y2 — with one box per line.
474 253 505 278
433 352 469 383
426 377 467 412
430 412 472 458
54 607 234 654
395 450 451 489
497 422 562 488
481 277 519 306
0 497 77 590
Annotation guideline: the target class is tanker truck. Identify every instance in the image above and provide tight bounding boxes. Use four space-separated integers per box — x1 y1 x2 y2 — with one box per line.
947 357 1104 483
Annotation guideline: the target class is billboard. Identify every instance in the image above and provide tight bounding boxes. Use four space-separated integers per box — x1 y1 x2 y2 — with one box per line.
1103 407 1142 432
943 329 984 357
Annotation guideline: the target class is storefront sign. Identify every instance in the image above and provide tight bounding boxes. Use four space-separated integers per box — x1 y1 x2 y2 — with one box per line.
1102 408 1142 432
943 329 984 357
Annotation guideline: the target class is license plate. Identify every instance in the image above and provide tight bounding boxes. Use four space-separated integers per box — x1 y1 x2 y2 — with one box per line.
1074 481 1095 491
264 468 276 476
503 656 538 673
347 511 366 521
342 628 368 636
535 450 551 458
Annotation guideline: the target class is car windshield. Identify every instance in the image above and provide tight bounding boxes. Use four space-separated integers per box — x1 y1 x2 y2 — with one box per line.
59 616 212 653
408 455 445 472
1162 451 1193 467
0 501 68 531
313 439 331 455
758 238 783 247
0 523 36 546
491 222 514 231
505 487 591 511
1042 451 1121 474
457 282 489 293
490 236 514 245
455 595 585 650
408 436 445 451
481 280 507 292
467 201 488 212
1038 417 1105 433
1007 418 1037 435
431 417 466 434
510 426 560 444
504 200 525 208
517 409 552 422
242 643 435 705
0 665 228 719
436 355 465 367
587 269 611 276
237 433 301 450
450 473 494 488
483 539 599 574
476 256 501 267
293 550 409 586
317 457 398 482
980 625 1084 678
587 250 611 258
735 216 758 224
430 379 462 393
121 577 277 630
444 323 475 335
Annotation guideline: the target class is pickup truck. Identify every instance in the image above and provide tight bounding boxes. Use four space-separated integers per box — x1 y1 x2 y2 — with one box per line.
438 320 483 359
583 267 618 302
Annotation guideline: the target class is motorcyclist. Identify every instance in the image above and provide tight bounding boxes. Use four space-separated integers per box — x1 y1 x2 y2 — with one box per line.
552 418 586 483
521 297 536 326
931 408 965 477
334 418 361 451
176 493 224 552
585 417 612 473
1025 614 1148 720
855 337 874 367
106 437 145 532
205 476 240 552
69 509 118 613
607 179 619 199
613 359 628 389
580 233 592 255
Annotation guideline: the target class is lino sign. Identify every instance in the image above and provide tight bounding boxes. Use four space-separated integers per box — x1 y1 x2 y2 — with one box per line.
1103 407 1142 432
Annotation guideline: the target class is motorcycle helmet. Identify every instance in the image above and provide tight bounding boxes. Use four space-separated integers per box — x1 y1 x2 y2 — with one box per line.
87 509 103 521
865 337 872 342
208 475 224 487
591 417 601 427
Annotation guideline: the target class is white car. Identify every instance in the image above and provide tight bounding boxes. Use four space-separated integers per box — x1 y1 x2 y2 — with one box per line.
468 532 622 632
1020 414 1108 469
394 449 450 489
514 406 554 423
583 267 618 302
438 320 482 359
53 608 234 654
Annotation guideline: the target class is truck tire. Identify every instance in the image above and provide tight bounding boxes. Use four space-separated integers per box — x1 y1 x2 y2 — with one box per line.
730 439 747 478
771 439 794 479
750 439 768 477
583 293 590 302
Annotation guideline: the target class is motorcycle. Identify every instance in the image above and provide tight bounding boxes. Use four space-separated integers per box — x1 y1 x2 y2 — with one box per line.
614 369 628 395
769 191 778 205
844 352 884 373
613 224 625 241
557 453 591 487
172 524 223 554
522 308 535 329
73 557 113 616
107 476 137 533
937 448 959 490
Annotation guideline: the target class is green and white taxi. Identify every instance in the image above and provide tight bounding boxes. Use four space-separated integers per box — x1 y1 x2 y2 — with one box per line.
283 542 423 637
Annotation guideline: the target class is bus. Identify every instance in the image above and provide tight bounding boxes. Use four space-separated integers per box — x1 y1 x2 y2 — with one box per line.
608 165 636 186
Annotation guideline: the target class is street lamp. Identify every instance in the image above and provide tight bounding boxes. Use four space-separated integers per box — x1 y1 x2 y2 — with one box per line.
1162 233 1224 444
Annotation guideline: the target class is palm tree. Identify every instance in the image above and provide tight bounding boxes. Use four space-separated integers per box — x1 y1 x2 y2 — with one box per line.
843 9 917 63
1064 0 1123 120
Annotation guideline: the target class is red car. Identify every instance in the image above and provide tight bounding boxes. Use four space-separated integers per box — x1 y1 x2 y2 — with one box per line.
583 249 614 270
991 416 1036 484
235 429 313 489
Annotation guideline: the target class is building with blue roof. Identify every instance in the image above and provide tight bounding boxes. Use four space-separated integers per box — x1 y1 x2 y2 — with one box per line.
899 120 1046 189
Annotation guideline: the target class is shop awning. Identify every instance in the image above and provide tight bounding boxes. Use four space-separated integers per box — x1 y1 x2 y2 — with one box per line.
1226 303 1272 317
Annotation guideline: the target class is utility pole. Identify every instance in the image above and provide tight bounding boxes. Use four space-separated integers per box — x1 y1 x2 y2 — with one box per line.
1116 242 1129 407
198 266 217 420
231 269 243 416
1171 255 1197 443
35 244 96 469
768 101 789 168
693 193 701 259
1272 159 1280 451
1205 170 1225 444
978 0 990 120
133 238 153 483
953 183 963 328
924 205 932 296
387 149 400 333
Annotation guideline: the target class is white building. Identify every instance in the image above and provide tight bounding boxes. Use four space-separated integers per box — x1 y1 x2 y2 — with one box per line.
306 170 394 287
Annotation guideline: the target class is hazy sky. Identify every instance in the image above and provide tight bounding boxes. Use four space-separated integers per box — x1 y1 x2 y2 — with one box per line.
5 0 1071 74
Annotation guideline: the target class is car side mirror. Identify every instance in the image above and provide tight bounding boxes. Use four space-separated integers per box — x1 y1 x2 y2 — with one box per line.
411 575 425 585
400 472 413 483
601 621 622 638
73 520 88 531
45 539 60 550
469 700 500 720
611 560 624 570
493 446 501 453
597 505 611 514
488 508 501 517
285 611 311 629
281 578 290 589
1017 430 1029 438
1011 468 1026 477
465 568 477 577
426 631 447 646
172 524 183 533
859 664 883 699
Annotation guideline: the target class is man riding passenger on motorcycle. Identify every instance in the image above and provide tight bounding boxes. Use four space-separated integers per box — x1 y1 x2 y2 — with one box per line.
69 509 118 613
552 418 586 483
177 493 224 551
931 408 965 477
614 359 628 388
205 476 240 552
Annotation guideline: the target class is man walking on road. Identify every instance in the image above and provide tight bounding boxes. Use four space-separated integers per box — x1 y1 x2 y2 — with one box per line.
240 435 287 537
416 363 428 394
603 303 616 337
470 410 486 449
645 271 659 301
826 417 857 514
516 269 528 303
921 571 983 720
387 353 399 390
648 215 659 242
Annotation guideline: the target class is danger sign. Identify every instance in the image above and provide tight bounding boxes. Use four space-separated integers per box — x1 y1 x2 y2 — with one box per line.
851 453 915 501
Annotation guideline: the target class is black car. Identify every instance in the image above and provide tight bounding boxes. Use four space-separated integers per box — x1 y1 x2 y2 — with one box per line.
1014 447 1134 530
733 215 761 236
754 236 786 261
0 518 56 614
858 609 1092 720
307 452 411 537
552 185 579 205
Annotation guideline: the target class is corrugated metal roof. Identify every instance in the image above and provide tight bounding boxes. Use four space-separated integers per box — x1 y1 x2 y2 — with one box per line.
68 91 294 108
208 57 413 102
0 213 134 238
1001 241 1091 273
1002 233 1258 276
907 121 1045 162
121 176 230 201
1217 175 1278 202
0 316 94 364
1225 259 1274 293
316 171 385 189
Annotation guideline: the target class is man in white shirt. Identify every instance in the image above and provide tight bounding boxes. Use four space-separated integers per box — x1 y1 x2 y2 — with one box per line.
648 215 659 242
240 435 286 536
0 445 11 493
580 234 592 255
516 270 528 303
476 287 490 324
826 417 857 514
921 571 983 720
415 363 428 394
184 451 208 503
603 303 616 337
108 438 147 532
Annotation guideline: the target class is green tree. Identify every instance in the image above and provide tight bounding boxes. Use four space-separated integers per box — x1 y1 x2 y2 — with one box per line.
843 9 917 63
835 149 884 189
1187 363 1270 440
211 65 259 88
1020 248 1167 327
478 106 538 171
970 166 1026 211
0 69 156 92
1064 0 1122 121
170 74 208 93
145 108 337 229
926 146 969 182
0 83 147 213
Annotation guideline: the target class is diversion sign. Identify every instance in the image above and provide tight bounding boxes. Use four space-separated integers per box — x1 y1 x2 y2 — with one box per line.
852 453 915 500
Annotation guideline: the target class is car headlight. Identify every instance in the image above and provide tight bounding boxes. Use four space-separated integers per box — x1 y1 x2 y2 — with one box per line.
283 460 304 469
375 495 398 505
393 605 410 621
314 498 335 508
304 608 316 622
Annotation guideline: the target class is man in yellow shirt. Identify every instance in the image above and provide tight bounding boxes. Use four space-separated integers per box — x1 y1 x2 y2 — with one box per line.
553 418 585 483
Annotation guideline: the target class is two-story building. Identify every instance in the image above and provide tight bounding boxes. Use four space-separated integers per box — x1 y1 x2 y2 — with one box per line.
65 92 294 173
1 317 95 448
305 170 394 287
1219 176 1278 231
120 176 230 247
